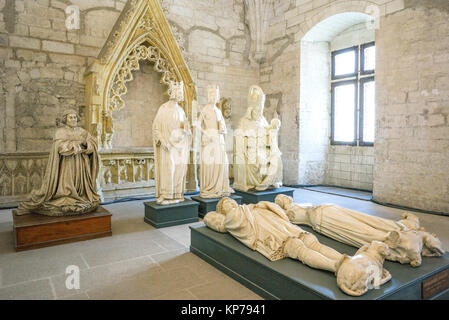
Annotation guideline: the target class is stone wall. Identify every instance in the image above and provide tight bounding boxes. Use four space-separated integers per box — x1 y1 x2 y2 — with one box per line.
161 0 259 127
260 0 402 186
324 23 375 191
261 0 448 212
0 0 127 152
0 0 258 153
1 0 448 213
374 3 449 212
112 61 166 148
298 40 329 185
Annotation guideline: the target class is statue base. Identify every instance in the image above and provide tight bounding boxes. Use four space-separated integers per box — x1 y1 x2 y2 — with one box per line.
144 199 199 228
191 195 243 218
12 207 112 252
234 187 295 204
190 223 449 300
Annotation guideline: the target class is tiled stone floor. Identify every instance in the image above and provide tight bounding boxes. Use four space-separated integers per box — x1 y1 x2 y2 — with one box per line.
0 188 447 300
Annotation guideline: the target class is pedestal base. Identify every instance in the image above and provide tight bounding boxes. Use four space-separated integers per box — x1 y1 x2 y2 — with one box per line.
191 195 243 217
190 223 449 300
234 187 295 204
144 199 199 228
12 207 112 252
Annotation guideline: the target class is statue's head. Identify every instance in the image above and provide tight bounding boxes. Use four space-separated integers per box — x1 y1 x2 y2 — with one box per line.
275 194 293 210
62 109 79 128
216 197 238 215
207 84 220 105
246 85 265 120
169 81 184 102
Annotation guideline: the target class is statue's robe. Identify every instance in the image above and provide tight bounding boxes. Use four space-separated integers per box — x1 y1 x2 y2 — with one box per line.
234 116 270 191
287 204 445 266
16 126 100 216
198 104 233 198
205 201 305 261
152 100 190 201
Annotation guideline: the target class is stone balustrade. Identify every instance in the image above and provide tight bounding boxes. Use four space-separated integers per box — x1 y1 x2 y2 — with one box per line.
0 148 156 207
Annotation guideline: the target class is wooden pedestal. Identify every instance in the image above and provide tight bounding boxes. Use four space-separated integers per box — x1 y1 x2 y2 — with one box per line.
12 207 112 251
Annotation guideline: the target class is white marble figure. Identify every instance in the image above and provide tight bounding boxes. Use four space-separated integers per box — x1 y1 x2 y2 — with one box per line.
233 85 282 191
203 197 391 296
336 241 392 296
198 85 234 198
275 194 445 267
152 81 191 205
217 97 234 179
16 109 101 216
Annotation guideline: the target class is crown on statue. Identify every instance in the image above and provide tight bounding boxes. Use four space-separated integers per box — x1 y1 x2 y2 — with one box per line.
248 85 265 107
169 81 184 92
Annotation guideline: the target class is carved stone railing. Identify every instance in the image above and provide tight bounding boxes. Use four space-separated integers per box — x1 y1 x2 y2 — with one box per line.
99 148 155 202
0 149 155 207
0 152 49 208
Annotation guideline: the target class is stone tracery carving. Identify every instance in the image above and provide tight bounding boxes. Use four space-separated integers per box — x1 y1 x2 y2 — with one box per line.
108 43 176 113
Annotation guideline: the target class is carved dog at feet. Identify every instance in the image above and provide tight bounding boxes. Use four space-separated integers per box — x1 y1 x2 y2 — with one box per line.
336 241 391 297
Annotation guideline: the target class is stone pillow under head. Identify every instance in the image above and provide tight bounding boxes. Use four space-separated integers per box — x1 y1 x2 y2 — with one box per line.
203 211 227 233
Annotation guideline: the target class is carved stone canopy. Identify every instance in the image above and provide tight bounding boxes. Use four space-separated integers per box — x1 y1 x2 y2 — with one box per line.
84 0 196 149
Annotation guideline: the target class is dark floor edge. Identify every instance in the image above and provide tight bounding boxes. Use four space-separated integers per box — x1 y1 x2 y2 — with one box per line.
288 185 449 217
299 187 372 202
370 199 449 218
287 184 373 194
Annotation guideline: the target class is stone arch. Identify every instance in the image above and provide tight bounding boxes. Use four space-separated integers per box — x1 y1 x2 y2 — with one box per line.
298 0 378 40
105 35 177 114
84 0 196 150
297 3 376 187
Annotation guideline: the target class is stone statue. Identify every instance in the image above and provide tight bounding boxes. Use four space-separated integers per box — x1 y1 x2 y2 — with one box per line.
336 241 392 296
16 109 101 216
203 197 391 296
152 81 191 205
198 85 234 198
234 85 282 191
217 97 234 179
275 194 445 267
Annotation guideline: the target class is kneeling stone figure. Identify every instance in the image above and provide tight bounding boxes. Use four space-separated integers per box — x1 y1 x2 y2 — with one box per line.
203 197 391 296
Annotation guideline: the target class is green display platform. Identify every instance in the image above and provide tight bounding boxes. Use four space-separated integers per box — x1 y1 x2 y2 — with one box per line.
190 223 449 300
234 187 295 204
144 199 199 228
191 195 243 217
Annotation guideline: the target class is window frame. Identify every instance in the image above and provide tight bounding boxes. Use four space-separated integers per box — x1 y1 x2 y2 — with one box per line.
330 79 358 146
331 46 359 80
360 41 376 75
359 76 376 146
330 42 375 147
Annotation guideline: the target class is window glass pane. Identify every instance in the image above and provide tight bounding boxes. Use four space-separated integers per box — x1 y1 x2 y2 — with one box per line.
334 50 356 76
364 46 376 71
334 83 356 143
363 81 375 143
